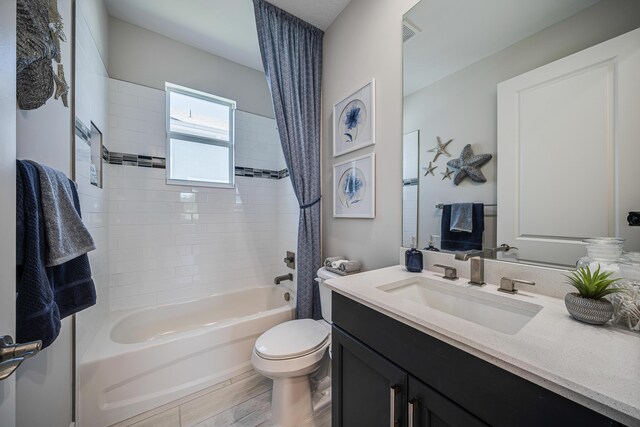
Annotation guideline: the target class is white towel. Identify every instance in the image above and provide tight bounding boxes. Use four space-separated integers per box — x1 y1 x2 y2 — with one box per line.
331 260 349 269
338 260 362 273
324 256 345 267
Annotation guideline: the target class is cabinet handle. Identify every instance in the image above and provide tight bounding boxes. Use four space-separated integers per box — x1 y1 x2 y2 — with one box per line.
408 399 417 427
390 385 399 427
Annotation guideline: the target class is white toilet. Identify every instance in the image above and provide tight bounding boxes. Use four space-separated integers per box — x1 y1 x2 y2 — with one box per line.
251 267 338 427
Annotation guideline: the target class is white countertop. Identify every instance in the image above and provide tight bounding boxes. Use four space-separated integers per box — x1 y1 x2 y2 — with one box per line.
325 265 640 426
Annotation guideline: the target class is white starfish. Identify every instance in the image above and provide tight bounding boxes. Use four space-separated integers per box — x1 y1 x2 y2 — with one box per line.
428 137 453 162
422 161 437 176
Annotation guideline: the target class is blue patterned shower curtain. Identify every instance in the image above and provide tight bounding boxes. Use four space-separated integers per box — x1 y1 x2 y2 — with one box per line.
253 0 323 319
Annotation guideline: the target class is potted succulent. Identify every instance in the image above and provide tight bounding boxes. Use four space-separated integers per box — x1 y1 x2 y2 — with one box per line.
564 265 625 325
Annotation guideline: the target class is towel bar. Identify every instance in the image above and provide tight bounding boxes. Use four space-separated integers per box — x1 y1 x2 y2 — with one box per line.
435 203 497 209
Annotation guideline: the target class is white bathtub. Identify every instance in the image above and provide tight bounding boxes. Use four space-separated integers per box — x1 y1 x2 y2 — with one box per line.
79 286 294 427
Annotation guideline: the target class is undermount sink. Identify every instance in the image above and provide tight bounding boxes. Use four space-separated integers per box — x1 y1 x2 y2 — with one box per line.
378 277 542 335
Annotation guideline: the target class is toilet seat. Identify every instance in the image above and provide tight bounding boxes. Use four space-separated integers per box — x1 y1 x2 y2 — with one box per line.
254 319 329 361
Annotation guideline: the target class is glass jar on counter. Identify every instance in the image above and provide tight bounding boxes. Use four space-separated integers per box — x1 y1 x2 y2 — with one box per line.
576 237 626 274
610 253 640 332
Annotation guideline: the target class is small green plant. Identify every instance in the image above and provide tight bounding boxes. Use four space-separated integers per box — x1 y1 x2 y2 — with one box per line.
564 265 625 300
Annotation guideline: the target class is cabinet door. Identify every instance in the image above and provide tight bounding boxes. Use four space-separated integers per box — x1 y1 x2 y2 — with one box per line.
408 376 487 427
332 326 408 427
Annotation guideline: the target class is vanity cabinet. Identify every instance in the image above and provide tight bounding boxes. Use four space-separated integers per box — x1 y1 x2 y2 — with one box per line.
332 326 407 426
333 326 486 427
332 293 623 427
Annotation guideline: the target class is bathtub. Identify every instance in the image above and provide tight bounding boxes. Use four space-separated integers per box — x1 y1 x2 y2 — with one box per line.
79 286 294 427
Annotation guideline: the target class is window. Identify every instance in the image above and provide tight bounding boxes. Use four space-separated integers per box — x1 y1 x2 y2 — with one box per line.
166 83 236 187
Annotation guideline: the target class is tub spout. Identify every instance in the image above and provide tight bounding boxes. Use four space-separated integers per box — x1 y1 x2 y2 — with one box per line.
274 273 293 285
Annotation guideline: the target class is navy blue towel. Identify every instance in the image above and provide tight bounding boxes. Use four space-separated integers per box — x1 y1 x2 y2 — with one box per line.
16 160 61 348
16 160 96 348
440 203 484 251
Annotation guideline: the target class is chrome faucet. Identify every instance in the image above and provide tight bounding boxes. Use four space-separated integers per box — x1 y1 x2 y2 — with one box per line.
454 250 485 286
499 277 535 294
488 244 518 259
433 264 458 280
274 273 293 285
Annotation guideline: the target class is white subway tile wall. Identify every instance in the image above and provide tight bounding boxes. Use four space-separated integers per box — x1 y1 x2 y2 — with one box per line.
74 4 111 363
235 110 285 171
109 79 166 157
107 79 298 311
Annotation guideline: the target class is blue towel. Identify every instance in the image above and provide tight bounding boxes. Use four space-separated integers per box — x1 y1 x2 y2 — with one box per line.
440 203 484 251
16 160 96 348
16 160 61 348
450 203 473 233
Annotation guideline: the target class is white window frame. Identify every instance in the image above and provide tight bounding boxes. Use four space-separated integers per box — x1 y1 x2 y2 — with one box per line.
165 82 236 188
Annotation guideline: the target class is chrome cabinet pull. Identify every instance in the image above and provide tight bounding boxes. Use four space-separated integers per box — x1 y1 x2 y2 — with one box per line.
390 385 400 427
408 399 417 427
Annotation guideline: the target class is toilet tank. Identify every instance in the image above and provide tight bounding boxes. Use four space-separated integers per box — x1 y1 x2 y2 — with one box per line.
316 267 340 323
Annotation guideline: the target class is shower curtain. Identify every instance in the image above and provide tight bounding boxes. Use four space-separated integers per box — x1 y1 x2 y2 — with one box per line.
253 0 323 319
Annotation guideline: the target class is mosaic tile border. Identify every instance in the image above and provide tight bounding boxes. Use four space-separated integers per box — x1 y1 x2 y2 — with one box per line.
108 151 167 169
403 178 418 186
235 166 289 180
74 117 91 143
76 116 290 179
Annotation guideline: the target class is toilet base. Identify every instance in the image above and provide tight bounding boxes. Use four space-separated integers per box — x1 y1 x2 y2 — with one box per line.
271 375 313 427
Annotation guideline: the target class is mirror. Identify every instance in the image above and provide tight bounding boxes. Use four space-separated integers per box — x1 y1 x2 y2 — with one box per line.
402 0 640 266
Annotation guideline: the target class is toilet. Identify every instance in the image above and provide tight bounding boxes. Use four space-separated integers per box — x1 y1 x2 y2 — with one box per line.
251 267 338 427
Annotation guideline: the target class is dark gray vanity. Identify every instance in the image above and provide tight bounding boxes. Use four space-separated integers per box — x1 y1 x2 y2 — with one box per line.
331 292 623 426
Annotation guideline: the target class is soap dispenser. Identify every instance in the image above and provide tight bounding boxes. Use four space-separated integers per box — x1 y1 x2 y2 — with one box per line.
405 237 423 273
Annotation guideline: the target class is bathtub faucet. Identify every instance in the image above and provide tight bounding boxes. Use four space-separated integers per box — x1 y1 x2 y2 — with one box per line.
274 273 293 285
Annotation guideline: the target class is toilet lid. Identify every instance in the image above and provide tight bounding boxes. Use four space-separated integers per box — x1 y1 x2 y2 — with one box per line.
255 319 329 360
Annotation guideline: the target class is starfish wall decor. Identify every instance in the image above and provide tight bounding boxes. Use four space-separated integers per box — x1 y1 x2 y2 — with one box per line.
428 136 452 162
446 144 492 186
423 161 437 176
441 167 453 180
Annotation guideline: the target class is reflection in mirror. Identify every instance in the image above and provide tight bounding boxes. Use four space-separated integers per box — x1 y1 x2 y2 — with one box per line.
90 123 103 188
402 131 419 247
402 0 640 267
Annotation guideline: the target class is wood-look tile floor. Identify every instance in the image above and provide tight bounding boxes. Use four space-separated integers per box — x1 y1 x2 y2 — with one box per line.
114 370 331 427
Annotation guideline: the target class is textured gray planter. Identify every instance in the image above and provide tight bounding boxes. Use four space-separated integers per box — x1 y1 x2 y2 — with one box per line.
565 292 613 325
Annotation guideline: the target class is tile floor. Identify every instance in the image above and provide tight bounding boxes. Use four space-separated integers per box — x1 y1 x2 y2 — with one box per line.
113 370 331 427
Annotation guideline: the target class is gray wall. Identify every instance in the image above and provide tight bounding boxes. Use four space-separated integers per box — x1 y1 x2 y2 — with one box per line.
404 0 640 250
108 18 274 118
322 0 420 270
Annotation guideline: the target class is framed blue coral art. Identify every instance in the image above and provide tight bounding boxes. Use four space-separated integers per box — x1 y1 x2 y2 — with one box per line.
333 79 375 157
333 153 376 218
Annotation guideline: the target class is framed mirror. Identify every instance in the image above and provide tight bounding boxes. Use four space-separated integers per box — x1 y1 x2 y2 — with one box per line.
402 0 640 267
